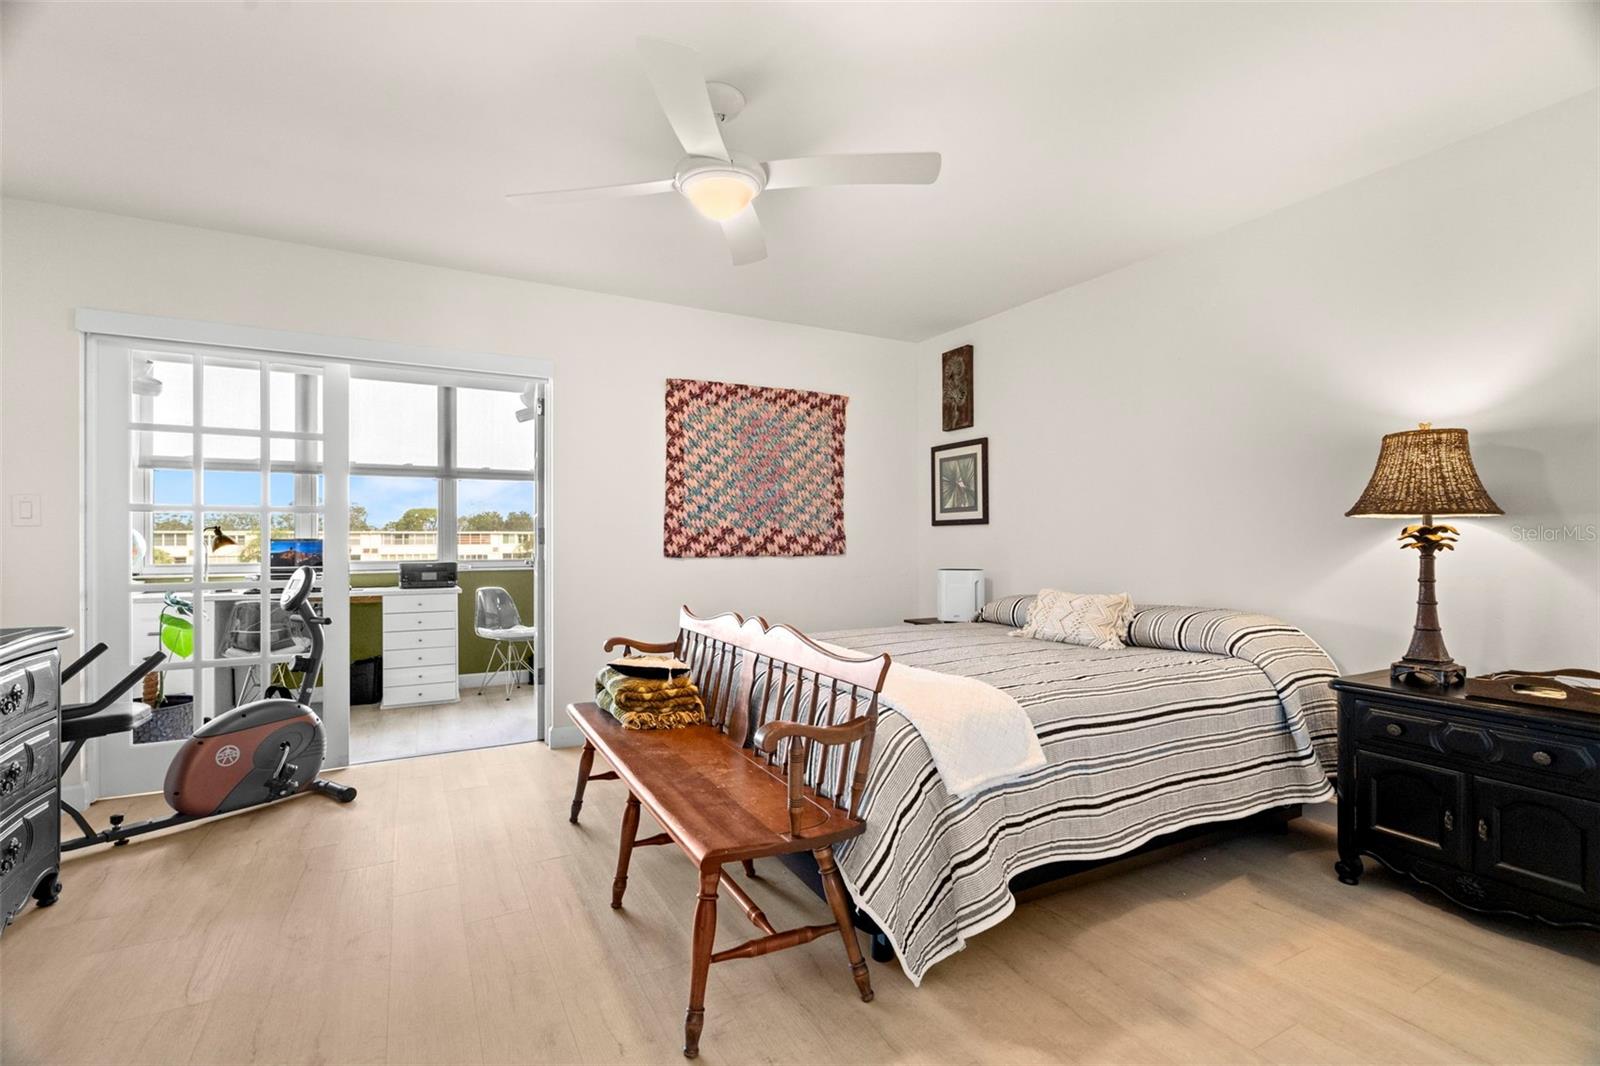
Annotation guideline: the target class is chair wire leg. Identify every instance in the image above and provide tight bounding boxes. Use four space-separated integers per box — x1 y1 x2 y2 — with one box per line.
503 640 518 701
506 640 532 701
479 641 509 698
238 664 260 705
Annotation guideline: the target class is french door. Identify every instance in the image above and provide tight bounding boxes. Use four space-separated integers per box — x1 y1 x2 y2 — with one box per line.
86 337 351 797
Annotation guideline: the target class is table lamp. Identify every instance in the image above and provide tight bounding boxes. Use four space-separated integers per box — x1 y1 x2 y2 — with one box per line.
1346 422 1502 688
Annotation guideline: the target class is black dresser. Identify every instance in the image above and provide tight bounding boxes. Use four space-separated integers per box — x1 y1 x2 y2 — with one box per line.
0 627 69 932
1333 670 1600 927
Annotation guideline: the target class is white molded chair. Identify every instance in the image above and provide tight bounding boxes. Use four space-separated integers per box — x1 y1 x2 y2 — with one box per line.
474 586 536 701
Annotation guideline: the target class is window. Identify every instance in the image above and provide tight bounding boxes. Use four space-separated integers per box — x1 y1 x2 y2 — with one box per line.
347 372 537 567
350 378 436 466
455 478 533 562
456 386 535 470
129 351 326 584
129 356 537 572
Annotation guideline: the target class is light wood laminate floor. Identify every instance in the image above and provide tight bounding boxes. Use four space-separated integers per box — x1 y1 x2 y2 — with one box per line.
3 741 1596 1065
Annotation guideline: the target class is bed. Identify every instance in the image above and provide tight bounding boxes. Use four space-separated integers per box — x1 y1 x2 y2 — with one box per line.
810 605 1338 985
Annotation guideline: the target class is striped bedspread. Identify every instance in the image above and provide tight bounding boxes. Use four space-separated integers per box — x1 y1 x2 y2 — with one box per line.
815 607 1338 985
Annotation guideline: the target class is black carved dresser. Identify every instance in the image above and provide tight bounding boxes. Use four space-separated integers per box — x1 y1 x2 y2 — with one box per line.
1332 670 1600 927
0 627 69 933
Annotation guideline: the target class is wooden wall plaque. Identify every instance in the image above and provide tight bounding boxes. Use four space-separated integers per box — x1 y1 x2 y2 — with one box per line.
941 345 973 431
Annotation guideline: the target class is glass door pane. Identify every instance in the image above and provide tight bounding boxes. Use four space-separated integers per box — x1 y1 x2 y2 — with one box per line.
456 479 535 562
455 386 536 470
347 475 439 563
89 339 350 798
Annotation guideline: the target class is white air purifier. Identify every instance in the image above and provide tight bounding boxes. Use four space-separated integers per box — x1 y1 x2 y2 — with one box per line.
936 569 985 622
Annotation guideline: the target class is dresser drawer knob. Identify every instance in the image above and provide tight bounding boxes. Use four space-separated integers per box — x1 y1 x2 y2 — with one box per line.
1442 809 1453 832
1531 750 1553 767
1385 723 1403 737
1478 818 1490 842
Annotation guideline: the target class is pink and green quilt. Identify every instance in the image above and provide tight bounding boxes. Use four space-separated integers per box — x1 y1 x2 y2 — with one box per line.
664 378 847 558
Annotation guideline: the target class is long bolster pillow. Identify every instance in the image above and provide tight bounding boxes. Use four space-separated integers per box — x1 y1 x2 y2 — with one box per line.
1127 606 1340 774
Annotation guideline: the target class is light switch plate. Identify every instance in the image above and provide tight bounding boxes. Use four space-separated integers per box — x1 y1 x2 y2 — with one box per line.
9 494 41 526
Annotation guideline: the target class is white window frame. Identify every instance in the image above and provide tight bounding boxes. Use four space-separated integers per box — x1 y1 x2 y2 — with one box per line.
347 365 540 572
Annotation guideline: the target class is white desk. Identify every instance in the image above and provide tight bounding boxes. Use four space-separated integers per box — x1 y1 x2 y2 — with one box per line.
131 583 465 711
376 586 462 708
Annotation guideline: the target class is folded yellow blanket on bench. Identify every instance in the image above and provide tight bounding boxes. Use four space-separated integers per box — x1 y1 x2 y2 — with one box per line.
595 667 706 730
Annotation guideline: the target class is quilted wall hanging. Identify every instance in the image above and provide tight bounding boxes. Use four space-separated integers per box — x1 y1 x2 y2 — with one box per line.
664 378 847 558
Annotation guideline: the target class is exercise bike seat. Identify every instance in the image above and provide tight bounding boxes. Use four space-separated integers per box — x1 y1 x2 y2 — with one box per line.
60 699 153 742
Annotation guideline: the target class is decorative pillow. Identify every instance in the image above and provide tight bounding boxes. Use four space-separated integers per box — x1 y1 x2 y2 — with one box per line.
976 594 1036 627
1016 589 1135 650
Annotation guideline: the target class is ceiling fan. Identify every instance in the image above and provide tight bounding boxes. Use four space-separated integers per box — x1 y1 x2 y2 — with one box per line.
506 37 941 266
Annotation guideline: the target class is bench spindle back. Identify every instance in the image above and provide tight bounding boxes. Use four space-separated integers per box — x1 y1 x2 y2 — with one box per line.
677 609 889 821
607 608 890 826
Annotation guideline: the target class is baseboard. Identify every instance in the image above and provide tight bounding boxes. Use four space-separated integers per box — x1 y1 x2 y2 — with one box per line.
547 722 582 749
457 671 535 689
61 777 92 812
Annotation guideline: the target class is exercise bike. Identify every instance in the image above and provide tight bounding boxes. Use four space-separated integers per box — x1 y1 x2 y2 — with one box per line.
59 565 356 851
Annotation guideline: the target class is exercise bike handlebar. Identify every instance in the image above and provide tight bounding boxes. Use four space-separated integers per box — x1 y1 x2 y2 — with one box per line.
61 650 167 721
60 642 109 684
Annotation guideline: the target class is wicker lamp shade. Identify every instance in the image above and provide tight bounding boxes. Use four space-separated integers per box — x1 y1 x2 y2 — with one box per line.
1345 424 1502 519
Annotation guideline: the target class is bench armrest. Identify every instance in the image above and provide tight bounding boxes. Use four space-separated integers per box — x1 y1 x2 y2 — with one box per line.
754 718 873 836
753 718 870 753
602 636 678 654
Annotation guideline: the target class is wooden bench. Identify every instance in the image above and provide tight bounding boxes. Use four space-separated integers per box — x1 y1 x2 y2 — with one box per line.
568 607 890 1059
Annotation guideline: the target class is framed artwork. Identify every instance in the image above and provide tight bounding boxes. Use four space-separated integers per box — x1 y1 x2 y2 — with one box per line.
941 344 973 431
663 378 847 557
931 437 988 526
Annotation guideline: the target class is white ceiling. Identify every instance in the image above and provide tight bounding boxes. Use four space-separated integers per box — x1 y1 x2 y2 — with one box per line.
3 3 1595 341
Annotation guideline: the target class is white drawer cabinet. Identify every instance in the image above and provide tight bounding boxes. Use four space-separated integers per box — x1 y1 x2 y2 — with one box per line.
385 628 455 652
383 593 458 615
386 680 459 707
386 646 455 670
380 587 461 708
386 664 456 688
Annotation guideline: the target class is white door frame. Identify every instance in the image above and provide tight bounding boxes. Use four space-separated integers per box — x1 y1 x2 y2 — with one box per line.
84 336 351 796
78 309 556 803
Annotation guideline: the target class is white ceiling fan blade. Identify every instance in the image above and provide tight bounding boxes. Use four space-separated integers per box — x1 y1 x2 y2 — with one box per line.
763 152 942 190
720 205 767 266
506 178 675 206
637 37 730 162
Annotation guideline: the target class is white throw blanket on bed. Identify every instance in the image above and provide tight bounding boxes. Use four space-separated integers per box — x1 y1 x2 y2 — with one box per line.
820 641 1045 798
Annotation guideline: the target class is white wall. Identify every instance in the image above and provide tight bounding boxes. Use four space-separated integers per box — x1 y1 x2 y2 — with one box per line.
0 200 919 746
914 93 1599 674
4 89 1593 769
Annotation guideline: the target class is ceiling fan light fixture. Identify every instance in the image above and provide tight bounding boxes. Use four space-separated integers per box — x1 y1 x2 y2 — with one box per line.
505 37 943 267
676 160 764 221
